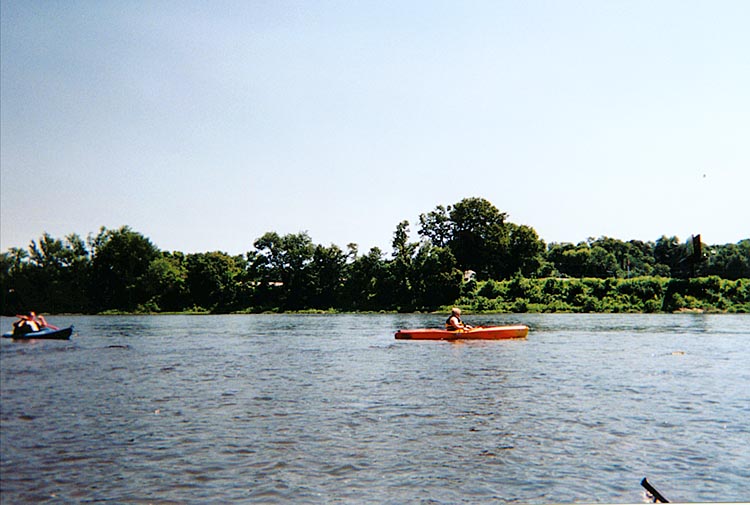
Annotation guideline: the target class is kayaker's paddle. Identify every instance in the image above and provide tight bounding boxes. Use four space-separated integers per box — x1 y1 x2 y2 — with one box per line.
641 478 669 503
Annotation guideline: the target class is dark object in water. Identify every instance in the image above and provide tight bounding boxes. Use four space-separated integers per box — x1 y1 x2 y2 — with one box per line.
641 477 669 503
2 326 74 340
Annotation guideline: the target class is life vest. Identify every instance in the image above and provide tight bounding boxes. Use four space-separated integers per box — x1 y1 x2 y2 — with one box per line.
445 316 463 331
13 315 39 334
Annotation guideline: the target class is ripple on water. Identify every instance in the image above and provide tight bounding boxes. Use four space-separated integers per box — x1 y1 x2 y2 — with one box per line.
1 313 749 503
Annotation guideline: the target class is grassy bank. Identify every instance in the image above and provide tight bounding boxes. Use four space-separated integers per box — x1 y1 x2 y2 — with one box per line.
38 276 748 315
455 276 750 314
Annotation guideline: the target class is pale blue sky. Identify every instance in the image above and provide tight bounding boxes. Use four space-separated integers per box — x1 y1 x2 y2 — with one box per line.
2 1 748 255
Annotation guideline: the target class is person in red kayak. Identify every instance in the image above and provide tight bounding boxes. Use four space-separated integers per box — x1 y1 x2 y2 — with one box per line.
445 307 473 331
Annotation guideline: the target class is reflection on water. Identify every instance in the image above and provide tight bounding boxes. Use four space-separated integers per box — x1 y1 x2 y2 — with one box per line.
1 314 748 503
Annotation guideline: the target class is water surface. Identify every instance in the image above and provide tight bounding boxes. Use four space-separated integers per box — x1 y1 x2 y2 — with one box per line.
1 314 748 503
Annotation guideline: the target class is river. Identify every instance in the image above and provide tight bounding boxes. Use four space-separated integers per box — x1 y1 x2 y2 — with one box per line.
1 313 748 503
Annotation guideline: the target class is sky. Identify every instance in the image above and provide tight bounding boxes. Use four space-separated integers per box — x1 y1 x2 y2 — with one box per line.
2 0 748 256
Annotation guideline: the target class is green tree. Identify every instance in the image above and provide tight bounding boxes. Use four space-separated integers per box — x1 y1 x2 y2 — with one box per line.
342 247 388 311
584 246 619 277
145 252 189 311
504 223 546 278
308 244 347 309
654 236 682 277
410 244 462 310
390 221 418 311
252 231 315 310
421 198 547 280
448 197 508 278
418 205 452 247
1 248 29 315
90 226 160 311
624 239 659 277
186 251 244 312
588 237 628 277
548 242 619 279
547 242 585 278
0 233 93 314
706 240 750 280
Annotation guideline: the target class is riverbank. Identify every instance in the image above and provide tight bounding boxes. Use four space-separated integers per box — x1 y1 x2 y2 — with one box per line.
12 276 747 316
456 276 749 314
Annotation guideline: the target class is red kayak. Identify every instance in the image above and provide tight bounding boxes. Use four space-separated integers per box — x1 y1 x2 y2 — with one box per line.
395 325 529 340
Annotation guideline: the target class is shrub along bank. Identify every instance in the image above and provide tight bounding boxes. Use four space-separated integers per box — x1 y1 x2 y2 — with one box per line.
455 276 750 314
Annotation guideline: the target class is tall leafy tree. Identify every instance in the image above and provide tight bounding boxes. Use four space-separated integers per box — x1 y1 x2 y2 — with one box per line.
252 232 315 310
420 197 546 280
409 244 462 310
584 246 619 277
17 233 92 313
448 198 508 278
706 240 750 280
308 244 347 309
145 252 189 311
390 221 418 311
418 205 452 247
546 243 568 276
90 226 160 311
625 239 659 277
186 252 244 312
342 247 388 311
0 248 29 314
546 242 618 278
654 236 682 277
504 223 545 278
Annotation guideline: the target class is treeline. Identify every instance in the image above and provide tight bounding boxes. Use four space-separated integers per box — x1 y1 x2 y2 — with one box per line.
2 197 749 315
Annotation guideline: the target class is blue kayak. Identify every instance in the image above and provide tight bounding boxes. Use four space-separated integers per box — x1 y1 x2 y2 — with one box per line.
2 326 73 340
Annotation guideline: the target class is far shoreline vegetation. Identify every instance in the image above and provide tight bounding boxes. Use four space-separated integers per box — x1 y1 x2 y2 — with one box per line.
2 197 749 316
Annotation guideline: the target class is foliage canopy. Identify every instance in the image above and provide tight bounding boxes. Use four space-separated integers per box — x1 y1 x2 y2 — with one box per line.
2 199 748 314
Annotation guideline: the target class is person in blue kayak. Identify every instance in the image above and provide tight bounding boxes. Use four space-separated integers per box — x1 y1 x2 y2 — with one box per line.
12 311 56 335
12 312 40 335
445 307 473 331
